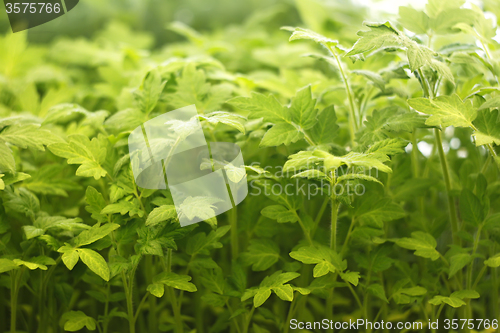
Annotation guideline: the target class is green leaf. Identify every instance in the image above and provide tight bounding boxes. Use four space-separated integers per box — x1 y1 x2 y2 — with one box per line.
289 245 345 277
352 70 386 91
186 225 231 256
484 254 500 267
229 92 288 123
179 196 223 221
147 283 165 298
408 94 476 128
260 123 303 147
426 0 465 18
472 109 500 146
291 169 328 180
74 223 120 247
337 174 382 185
347 22 435 71
153 272 197 292
4 188 40 219
449 253 472 277
0 124 62 151
77 248 110 281
48 134 107 180
346 22 400 56
358 107 428 145
13 258 49 270
460 189 484 226
309 105 338 144
0 143 15 173
429 296 465 308
367 284 389 303
366 138 408 158
242 271 300 307
133 69 166 115
61 248 79 270
101 200 145 218
356 198 406 228
261 205 298 223
282 26 338 47
146 205 177 226
399 6 429 34
241 239 280 271
0 258 19 273
85 186 107 223
168 64 231 112
253 289 272 307
395 232 440 260
479 96 500 110
289 85 317 130
429 290 479 308
104 109 146 133
340 271 360 286
62 311 96 331
200 112 246 133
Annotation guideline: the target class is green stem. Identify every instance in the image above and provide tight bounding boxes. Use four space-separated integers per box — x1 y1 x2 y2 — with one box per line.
242 307 255 333
294 211 313 245
327 45 357 145
229 206 239 260
10 269 21 333
121 271 136 333
330 184 339 251
434 128 460 246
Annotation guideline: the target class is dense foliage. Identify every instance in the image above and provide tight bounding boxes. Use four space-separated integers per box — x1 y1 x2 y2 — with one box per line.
1 0 500 332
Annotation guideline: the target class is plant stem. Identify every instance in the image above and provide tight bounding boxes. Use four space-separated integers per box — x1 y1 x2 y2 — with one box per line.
327 45 358 145
121 271 136 333
294 211 313 245
10 269 21 333
330 173 339 251
434 128 460 246
229 206 239 260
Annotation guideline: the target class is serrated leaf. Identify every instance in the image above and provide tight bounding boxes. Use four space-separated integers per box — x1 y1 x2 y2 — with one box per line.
260 123 303 147
62 311 96 331
408 94 476 128
201 111 246 133
74 223 120 247
473 109 500 146
352 70 386 90
291 169 328 180
0 124 62 151
282 26 338 47
261 205 298 223
85 186 107 223
367 284 389 303
395 232 440 260
309 105 338 144
229 92 288 123
337 174 382 185
460 189 483 226
241 239 280 271
133 69 166 115
48 134 107 180
289 85 317 130
179 196 223 221
0 143 15 173
153 272 197 292
146 205 177 226
399 6 429 34
449 253 472 277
